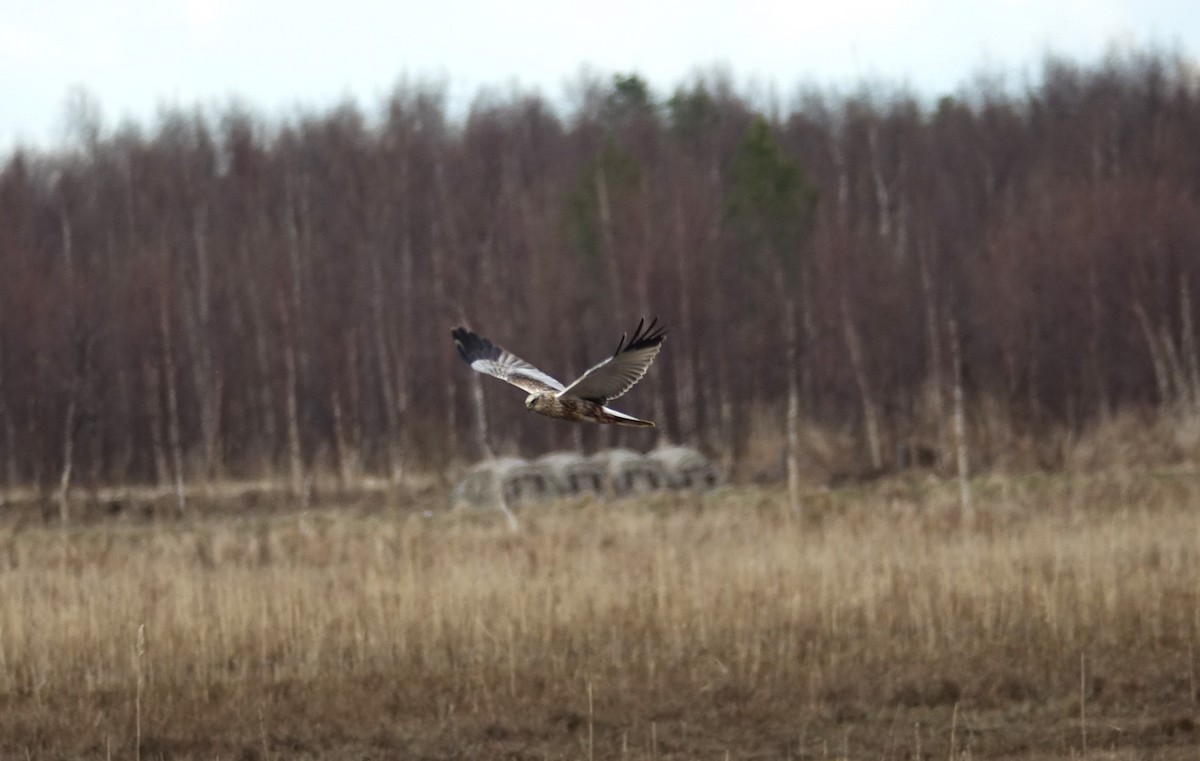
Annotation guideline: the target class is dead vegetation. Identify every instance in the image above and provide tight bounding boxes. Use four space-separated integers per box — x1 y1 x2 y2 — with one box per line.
0 468 1197 759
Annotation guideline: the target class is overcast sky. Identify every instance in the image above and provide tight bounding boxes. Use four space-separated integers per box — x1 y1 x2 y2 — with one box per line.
2 0 1197 150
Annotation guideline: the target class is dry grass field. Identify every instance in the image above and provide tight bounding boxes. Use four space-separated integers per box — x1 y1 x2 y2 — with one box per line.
1 469 1198 759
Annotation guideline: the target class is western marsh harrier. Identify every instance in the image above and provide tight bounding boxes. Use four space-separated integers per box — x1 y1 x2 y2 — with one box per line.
452 319 666 427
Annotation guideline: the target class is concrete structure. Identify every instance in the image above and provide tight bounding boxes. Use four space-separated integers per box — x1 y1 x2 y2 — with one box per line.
451 457 559 511
589 448 671 498
535 452 607 497
647 445 724 491
453 447 725 512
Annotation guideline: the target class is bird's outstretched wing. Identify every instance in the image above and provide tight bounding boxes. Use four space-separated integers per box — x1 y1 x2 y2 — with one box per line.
560 318 667 403
452 327 566 395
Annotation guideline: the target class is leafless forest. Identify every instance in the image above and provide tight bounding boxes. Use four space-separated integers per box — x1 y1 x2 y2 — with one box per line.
2 51 1199 497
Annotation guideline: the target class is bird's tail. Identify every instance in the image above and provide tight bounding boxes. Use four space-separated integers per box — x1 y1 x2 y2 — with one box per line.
602 406 655 427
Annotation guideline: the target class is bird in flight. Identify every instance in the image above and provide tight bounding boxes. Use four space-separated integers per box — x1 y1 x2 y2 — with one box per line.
452 318 666 427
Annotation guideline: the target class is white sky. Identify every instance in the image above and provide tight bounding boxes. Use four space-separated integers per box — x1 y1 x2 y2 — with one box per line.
1 0 1197 150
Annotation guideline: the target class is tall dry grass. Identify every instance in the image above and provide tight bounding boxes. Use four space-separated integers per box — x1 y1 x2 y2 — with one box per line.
0 471 1198 758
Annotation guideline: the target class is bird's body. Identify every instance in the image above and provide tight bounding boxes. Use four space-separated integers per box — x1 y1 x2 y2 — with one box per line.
524 391 652 427
453 319 666 427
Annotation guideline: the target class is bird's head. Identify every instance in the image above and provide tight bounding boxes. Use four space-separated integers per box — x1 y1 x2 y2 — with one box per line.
524 393 538 410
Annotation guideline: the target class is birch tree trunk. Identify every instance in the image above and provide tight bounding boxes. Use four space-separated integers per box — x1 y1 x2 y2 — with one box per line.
0 409 14 496
56 395 77 524
1134 301 1173 409
110 366 135 486
328 390 351 491
281 172 310 501
469 371 494 460
184 207 222 482
595 165 626 318
371 145 416 483
784 295 802 514
703 223 735 470
868 125 892 239
1159 325 1187 406
143 360 170 489
284 175 311 380
949 316 972 526
369 247 403 482
917 240 947 465
632 179 667 445
56 208 77 519
434 157 463 461
159 281 187 516
1180 275 1200 409
395 221 415 470
333 334 363 487
841 296 884 471
1086 252 1110 416
0 322 17 492
593 164 624 451
235 239 278 466
278 292 305 501
671 198 698 442
830 139 850 228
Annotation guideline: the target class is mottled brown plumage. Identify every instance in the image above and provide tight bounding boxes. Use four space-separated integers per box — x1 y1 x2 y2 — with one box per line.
452 319 666 427
524 392 653 427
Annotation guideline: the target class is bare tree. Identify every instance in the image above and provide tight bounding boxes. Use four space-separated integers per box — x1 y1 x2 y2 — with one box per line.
0 53 1198 491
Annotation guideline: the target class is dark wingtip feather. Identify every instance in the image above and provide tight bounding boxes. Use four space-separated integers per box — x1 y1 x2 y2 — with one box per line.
612 329 630 358
614 317 666 356
452 326 501 364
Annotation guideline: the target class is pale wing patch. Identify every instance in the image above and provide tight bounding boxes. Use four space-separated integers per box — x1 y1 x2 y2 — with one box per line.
453 327 565 395
470 358 565 395
560 318 666 403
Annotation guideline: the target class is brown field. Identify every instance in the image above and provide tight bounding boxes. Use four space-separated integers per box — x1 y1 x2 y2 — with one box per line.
1 470 1199 760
